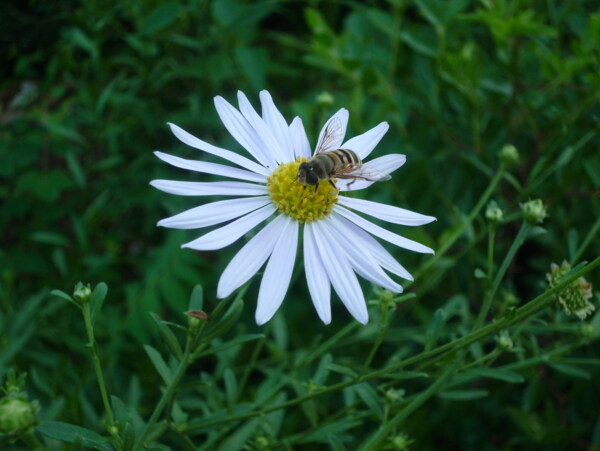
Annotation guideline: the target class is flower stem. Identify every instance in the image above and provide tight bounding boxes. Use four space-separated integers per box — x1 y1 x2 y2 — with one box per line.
81 302 115 430
363 301 392 370
357 360 458 451
133 339 192 451
487 223 496 287
571 215 600 263
183 255 600 433
474 222 531 330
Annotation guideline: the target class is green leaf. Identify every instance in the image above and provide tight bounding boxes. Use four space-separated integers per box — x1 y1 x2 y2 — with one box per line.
548 362 591 380
67 28 99 59
51 289 79 309
224 368 238 412
140 3 180 35
438 389 489 400
143 345 173 385
425 308 445 349
204 297 244 341
399 29 438 57
235 46 267 92
300 418 365 443
354 383 383 419
36 422 112 451
30 231 70 246
327 363 358 378
467 367 524 383
90 283 108 324
150 313 183 360
189 285 204 311
66 152 86 188
111 395 132 424
327 434 348 451
305 8 332 35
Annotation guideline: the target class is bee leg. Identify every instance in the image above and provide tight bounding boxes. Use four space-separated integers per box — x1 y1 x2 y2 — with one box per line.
346 178 357 191
328 180 339 195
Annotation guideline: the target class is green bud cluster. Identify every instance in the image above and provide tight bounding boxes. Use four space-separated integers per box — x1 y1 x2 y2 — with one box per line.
547 261 595 320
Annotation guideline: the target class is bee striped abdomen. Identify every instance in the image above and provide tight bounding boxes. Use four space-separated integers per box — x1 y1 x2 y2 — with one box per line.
322 149 361 175
331 149 360 169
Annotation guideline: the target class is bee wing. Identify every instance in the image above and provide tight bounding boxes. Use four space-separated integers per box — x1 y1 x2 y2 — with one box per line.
315 117 344 154
334 164 392 182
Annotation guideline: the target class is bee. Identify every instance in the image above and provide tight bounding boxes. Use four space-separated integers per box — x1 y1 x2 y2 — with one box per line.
297 117 391 191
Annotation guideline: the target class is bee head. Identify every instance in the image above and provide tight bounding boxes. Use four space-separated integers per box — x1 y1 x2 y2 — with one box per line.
297 162 319 186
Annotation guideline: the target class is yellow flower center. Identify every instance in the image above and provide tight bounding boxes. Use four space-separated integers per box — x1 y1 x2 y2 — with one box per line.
267 158 338 223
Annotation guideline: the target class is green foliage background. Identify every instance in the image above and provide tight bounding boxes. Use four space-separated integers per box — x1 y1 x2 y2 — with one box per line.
1 0 599 449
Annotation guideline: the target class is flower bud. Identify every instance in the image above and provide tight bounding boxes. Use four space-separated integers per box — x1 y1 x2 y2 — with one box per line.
0 397 38 436
186 310 208 331
385 388 404 404
389 433 413 450
547 261 595 320
316 91 334 107
499 144 520 167
521 199 548 224
73 282 93 304
485 201 504 223
579 323 595 341
495 331 513 351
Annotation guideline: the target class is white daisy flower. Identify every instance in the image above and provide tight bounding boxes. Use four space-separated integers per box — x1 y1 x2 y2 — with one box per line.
151 90 435 325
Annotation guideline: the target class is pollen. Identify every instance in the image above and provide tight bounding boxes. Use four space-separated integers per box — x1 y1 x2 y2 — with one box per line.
267 158 338 223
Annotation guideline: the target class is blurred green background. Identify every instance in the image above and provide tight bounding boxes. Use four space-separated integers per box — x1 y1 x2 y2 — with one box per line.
1 0 599 449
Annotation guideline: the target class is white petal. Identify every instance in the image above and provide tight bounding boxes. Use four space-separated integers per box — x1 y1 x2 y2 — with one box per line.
289 117 311 158
304 223 331 324
338 154 406 191
338 196 436 226
324 217 403 293
150 180 267 197
217 215 287 298
236 92 283 166
214 96 273 168
256 217 298 325
158 196 272 229
334 207 434 254
260 90 295 161
182 204 275 250
314 108 349 154
312 221 368 324
168 123 269 176
341 122 389 159
154 151 266 183
335 216 413 280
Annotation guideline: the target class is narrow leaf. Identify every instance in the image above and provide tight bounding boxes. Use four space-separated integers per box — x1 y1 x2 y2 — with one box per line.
143 345 173 384
150 313 183 360
438 389 489 400
467 367 524 383
36 422 112 451
548 362 591 380
90 283 108 323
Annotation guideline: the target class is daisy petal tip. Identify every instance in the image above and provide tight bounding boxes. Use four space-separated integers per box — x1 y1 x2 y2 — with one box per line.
356 315 368 325
216 286 230 300
255 312 272 326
